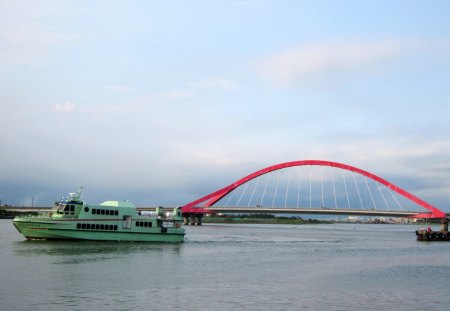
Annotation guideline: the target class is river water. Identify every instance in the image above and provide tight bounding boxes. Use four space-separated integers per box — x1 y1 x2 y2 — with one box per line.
1 219 450 310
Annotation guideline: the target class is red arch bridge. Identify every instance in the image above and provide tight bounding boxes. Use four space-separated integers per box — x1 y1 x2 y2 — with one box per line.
180 160 448 225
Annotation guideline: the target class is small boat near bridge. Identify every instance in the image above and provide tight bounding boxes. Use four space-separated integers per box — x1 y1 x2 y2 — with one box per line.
416 228 450 241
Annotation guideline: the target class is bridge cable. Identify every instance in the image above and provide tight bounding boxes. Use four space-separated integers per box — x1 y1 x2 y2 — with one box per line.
224 191 234 206
260 173 270 207
387 187 404 211
353 174 364 210
236 183 248 207
321 166 325 208
296 166 301 208
272 170 281 208
224 190 234 206
284 169 291 208
248 177 260 207
377 183 390 210
364 177 377 210
309 166 312 209
236 181 249 207
342 170 351 209
331 167 338 209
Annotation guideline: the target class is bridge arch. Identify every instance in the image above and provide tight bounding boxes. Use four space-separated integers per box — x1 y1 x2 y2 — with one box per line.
182 160 445 218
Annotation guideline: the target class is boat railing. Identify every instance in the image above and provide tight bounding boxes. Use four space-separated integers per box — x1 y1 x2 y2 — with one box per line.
138 210 182 222
138 211 159 218
38 211 51 217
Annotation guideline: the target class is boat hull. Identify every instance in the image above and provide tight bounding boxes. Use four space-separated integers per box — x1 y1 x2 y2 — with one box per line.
13 217 185 242
416 229 450 242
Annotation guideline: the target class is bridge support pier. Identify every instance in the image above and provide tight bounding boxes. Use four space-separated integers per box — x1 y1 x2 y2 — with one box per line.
182 213 203 226
440 218 448 232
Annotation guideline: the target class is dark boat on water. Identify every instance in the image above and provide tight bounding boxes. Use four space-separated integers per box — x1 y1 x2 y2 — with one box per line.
416 228 450 241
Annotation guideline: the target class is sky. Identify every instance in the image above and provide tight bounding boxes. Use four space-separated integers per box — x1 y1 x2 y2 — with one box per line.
1 0 449 211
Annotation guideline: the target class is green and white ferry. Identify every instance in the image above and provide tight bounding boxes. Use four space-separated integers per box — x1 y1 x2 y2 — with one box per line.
13 187 185 242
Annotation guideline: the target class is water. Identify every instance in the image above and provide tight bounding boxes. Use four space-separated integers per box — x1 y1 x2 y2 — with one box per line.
1 219 450 310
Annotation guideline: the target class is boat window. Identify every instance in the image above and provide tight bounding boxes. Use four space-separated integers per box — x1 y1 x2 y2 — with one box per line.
84 207 89 213
86 224 91 229
81 223 86 229
56 203 65 213
114 225 118 230
77 223 81 229
96 224 100 230
100 224 104 230
149 222 152 227
101 209 105 215
70 205 75 214
115 210 119 216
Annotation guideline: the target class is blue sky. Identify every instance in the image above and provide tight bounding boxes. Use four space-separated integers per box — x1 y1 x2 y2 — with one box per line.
1 0 449 211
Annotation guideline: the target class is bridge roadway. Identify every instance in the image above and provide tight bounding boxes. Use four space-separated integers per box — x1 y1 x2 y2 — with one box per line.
4 206 447 218
199 207 422 218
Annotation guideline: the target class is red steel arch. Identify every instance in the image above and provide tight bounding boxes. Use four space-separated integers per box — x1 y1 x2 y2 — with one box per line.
182 160 446 218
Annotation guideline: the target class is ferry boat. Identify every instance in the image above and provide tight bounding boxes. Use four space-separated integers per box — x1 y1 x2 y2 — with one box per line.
12 187 185 242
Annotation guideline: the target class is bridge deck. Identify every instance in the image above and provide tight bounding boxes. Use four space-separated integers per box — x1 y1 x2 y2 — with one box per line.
4 206 447 218
202 207 422 218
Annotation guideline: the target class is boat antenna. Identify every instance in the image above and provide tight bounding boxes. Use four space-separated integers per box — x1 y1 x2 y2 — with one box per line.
72 185 84 201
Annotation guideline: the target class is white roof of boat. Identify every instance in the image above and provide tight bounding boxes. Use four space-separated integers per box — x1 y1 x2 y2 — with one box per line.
99 200 135 208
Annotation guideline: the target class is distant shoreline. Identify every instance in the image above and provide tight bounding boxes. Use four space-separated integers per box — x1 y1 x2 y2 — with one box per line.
1 208 432 225
201 215 430 225
202 216 331 225
0 209 33 219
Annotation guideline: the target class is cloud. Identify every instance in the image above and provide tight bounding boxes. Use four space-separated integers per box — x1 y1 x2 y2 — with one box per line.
255 38 424 88
154 89 197 101
55 102 75 113
189 78 243 91
299 133 450 208
0 2 87 65
107 84 134 92
98 78 241 116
